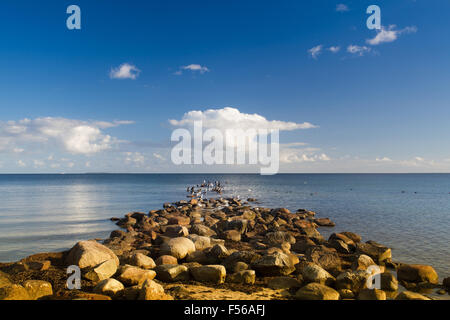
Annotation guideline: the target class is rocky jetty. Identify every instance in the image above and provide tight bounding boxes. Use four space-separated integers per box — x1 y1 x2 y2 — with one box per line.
0 195 448 300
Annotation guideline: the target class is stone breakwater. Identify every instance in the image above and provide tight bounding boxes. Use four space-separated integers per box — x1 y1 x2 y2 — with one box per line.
1 196 449 300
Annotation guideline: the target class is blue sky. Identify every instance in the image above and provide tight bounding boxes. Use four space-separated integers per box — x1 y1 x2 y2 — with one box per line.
0 0 449 173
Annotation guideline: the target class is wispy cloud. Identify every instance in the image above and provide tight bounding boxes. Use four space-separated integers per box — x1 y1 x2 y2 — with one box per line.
175 64 210 75
328 46 341 53
109 63 141 80
366 25 418 45
336 4 349 12
308 45 323 59
347 44 371 56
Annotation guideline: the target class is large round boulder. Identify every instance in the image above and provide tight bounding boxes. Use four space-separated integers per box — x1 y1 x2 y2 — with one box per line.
160 237 196 259
65 240 119 269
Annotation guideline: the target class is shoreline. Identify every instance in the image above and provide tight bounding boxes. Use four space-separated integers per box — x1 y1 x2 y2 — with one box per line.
1 195 449 300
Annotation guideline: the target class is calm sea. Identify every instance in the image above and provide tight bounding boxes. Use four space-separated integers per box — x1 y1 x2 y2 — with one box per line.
0 174 449 279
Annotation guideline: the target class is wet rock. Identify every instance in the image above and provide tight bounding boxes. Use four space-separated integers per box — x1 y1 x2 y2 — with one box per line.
163 225 189 237
395 291 431 300
340 232 362 243
138 279 172 300
65 240 120 269
190 265 227 284
267 276 302 289
227 270 256 285
127 253 156 270
155 255 178 265
155 264 190 282
252 252 295 276
397 264 439 284
93 278 125 297
358 288 386 300
0 284 31 300
291 237 316 254
295 283 340 300
118 265 156 286
356 242 391 264
84 259 118 282
160 237 196 259
301 263 335 286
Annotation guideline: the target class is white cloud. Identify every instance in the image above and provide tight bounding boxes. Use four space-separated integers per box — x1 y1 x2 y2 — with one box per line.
125 152 146 167
153 153 165 161
336 4 349 12
33 160 45 168
17 160 26 167
347 45 371 56
0 117 133 155
366 25 417 45
176 64 210 75
109 63 141 80
328 46 340 53
308 45 323 59
376 157 392 162
169 107 317 131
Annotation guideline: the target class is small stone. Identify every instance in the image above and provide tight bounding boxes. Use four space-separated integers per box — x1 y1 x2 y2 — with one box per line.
23 280 53 300
0 284 31 300
228 270 256 285
84 259 118 282
129 253 156 270
139 280 172 300
267 276 302 289
395 291 431 300
93 278 124 297
358 288 386 300
397 264 439 284
160 237 196 259
156 255 178 265
155 265 190 282
190 265 226 284
295 283 340 300
118 265 156 286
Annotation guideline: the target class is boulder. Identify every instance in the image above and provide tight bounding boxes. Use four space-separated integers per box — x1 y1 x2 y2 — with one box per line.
227 270 256 285
395 291 431 300
301 263 335 286
356 242 391 264
291 237 316 254
187 235 211 250
118 265 156 286
190 224 217 237
128 253 156 270
314 218 335 227
156 255 178 265
351 254 376 271
340 231 362 243
265 231 296 245
160 237 196 259
380 272 398 291
221 230 241 242
65 240 119 269
443 277 450 289
295 283 340 300
306 246 342 275
397 264 439 284
335 270 371 292
26 260 51 271
267 276 302 289
0 284 31 300
84 259 118 282
22 280 53 300
338 289 355 299
190 265 226 284
138 279 172 300
163 225 189 237
252 252 295 276
358 288 386 300
93 278 125 297
155 265 190 282
0 271 12 288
